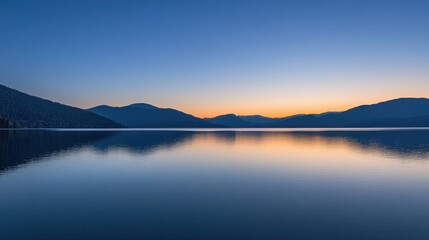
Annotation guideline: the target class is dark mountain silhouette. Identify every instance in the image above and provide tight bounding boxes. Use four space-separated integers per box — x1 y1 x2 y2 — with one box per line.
127 103 158 110
1 83 428 128
238 115 279 124
266 98 429 128
204 114 259 128
93 98 429 128
88 104 221 128
0 84 122 128
239 114 305 124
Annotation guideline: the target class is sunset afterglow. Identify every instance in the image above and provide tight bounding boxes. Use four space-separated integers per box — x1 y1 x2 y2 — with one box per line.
1 0 428 117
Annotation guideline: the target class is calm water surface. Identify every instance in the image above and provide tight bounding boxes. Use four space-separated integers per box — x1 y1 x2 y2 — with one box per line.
1 129 429 240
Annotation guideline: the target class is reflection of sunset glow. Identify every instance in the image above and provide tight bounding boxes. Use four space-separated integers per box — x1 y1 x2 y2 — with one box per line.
175 131 429 182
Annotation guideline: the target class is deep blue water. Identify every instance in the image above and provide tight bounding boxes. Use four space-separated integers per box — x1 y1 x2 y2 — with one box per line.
1 129 429 240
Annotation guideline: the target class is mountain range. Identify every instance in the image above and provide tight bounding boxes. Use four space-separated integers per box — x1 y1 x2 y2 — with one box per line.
0 83 428 128
264 98 429 128
205 98 429 128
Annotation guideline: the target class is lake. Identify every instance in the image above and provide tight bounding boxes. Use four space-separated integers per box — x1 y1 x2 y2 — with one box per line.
1 129 429 240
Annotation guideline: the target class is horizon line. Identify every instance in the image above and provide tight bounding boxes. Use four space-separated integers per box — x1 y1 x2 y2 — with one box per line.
85 96 429 119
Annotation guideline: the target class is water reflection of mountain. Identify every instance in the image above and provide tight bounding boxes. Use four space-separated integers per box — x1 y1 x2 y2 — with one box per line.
194 130 429 159
0 130 113 172
91 131 194 154
0 130 194 172
287 130 429 159
1 130 428 172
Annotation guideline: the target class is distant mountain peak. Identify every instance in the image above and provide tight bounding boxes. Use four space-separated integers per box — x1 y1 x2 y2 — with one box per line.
205 113 258 128
88 102 221 128
126 103 158 110
216 113 238 118
239 114 265 118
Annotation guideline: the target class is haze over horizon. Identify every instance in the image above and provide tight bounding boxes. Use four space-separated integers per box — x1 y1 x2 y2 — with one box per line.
1 0 429 118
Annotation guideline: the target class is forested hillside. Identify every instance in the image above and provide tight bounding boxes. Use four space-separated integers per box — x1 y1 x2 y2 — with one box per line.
0 117 16 128
0 84 122 128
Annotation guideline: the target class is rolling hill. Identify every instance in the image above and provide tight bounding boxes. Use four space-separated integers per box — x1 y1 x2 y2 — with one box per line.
88 104 221 128
205 98 429 128
266 98 429 128
239 114 305 125
204 114 259 128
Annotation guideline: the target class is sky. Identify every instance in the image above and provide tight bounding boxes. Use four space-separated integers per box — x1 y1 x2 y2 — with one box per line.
1 0 428 118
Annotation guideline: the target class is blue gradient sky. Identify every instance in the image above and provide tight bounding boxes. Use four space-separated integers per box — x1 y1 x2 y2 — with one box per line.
1 0 428 117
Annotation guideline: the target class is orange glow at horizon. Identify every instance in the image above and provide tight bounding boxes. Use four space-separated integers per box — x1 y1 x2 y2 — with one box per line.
70 77 429 119
72 92 429 119
184 94 429 118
